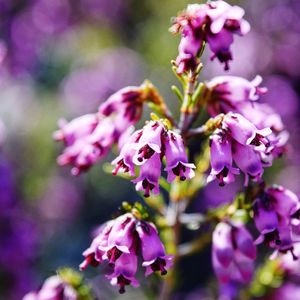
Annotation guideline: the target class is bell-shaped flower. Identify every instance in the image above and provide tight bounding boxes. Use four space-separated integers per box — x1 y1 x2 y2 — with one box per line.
232 141 264 185
212 222 256 284
101 214 136 264
113 120 194 197
132 153 161 197
112 130 142 176
164 131 195 182
223 113 272 149
136 221 173 276
80 213 173 293
208 130 239 186
205 75 267 116
132 121 164 165
106 250 139 294
99 86 145 126
80 221 114 271
23 275 78 300
171 1 250 72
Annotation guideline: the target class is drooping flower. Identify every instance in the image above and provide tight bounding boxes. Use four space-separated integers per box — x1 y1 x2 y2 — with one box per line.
106 250 139 294
204 75 288 164
23 275 78 300
164 131 195 182
113 120 195 197
204 75 267 117
212 222 256 284
136 221 173 276
80 220 114 271
253 185 300 259
99 85 146 127
80 213 173 293
207 129 239 186
208 112 273 186
54 114 116 175
132 153 162 197
54 84 152 175
171 0 250 73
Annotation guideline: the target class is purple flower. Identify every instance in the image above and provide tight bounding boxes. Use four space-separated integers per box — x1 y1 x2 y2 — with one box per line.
223 113 271 149
253 185 300 258
208 130 239 186
80 213 173 293
106 250 139 294
171 1 250 72
132 153 161 197
80 221 114 271
136 221 173 276
208 112 273 186
113 120 194 197
212 222 256 284
232 142 264 185
132 121 164 165
54 114 116 175
23 275 77 300
99 86 145 127
205 1 250 70
112 129 142 176
164 131 195 182
205 75 267 116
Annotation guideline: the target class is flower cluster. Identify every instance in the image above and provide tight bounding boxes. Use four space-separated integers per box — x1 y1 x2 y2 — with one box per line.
208 112 273 186
171 0 250 72
205 75 289 166
253 185 300 259
80 213 173 293
23 275 78 300
54 84 151 175
112 120 195 197
212 222 256 284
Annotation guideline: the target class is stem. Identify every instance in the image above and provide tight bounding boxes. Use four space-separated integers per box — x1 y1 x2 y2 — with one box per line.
178 72 197 134
185 124 207 138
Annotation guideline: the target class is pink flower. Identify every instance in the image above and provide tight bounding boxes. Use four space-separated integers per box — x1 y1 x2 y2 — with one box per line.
23 275 77 300
207 129 239 186
136 221 173 276
171 1 250 72
205 75 267 116
212 222 256 284
164 131 195 182
113 120 195 197
80 213 173 293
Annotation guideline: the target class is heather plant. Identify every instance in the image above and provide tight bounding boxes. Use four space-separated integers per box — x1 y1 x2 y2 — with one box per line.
24 1 300 299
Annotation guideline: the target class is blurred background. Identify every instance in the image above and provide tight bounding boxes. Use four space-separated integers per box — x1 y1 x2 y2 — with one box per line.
0 0 300 299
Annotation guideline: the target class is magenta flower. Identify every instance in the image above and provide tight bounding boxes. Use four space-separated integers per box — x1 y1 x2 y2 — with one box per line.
232 142 264 185
54 115 116 175
212 222 256 284
23 275 77 300
164 131 195 182
132 153 161 197
253 185 300 258
113 120 195 197
106 250 139 294
136 221 173 276
223 113 271 150
112 129 142 176
80 221 114 271
205 1 250 70
80 213 173 293
99 86 145 127
171 1 250 72
132 121 164 165
207 129 239 186
208 112 273 185
205 75 267 117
